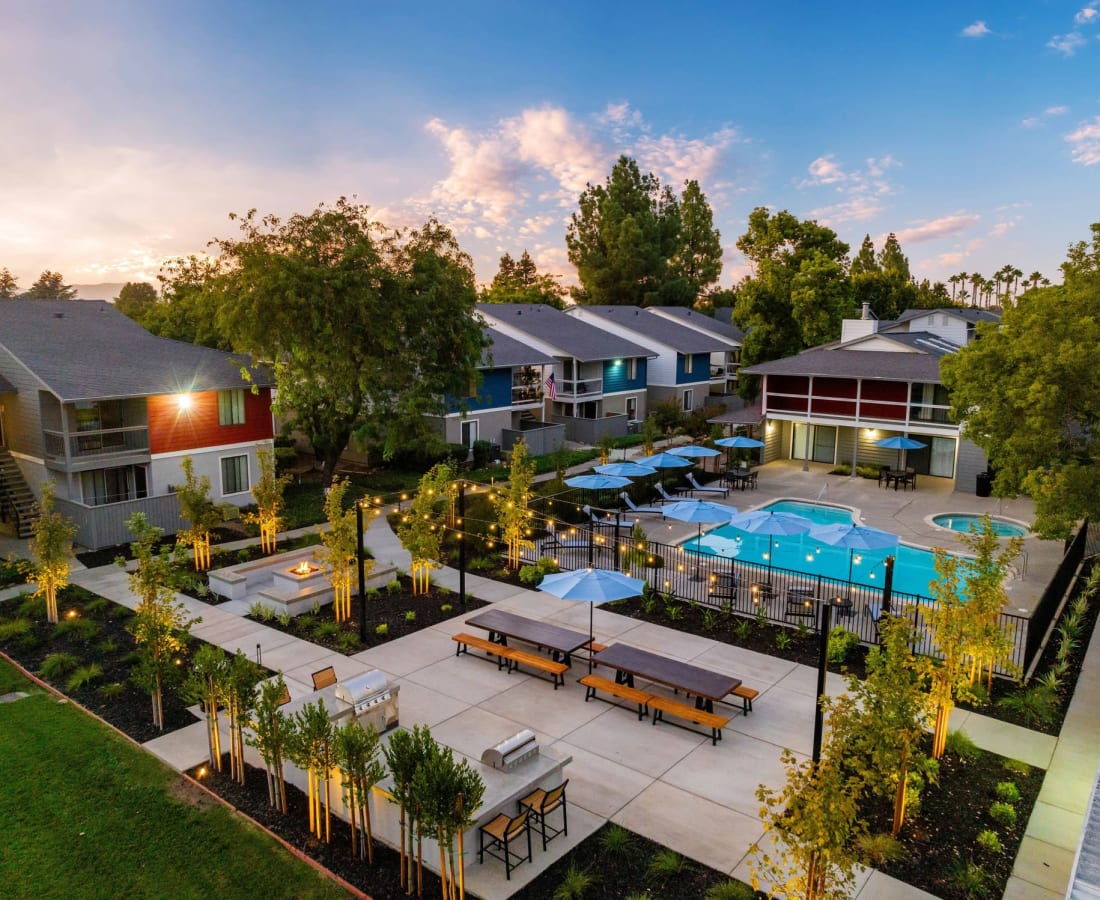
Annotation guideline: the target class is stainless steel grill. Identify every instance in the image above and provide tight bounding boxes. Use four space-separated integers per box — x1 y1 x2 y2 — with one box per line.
481 729 539 771
334 670 399 733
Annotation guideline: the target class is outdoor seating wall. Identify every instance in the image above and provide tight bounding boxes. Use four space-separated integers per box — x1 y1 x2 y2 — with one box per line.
1023 519 1089 675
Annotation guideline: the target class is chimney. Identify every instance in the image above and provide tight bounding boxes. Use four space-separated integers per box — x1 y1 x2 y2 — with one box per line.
861 302 871 320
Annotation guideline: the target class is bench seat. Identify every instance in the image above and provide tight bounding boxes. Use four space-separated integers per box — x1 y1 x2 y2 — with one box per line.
505 648 569 688
648 695 729 745
579 674 653 719
729 684 758 715
452 632 512 669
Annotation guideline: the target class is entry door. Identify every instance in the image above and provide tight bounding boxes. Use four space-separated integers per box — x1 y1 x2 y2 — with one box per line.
460 419 478 448
792 424 837 463
929 437 956 478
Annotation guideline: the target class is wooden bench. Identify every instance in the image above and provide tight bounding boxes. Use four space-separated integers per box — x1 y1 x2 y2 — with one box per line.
452 632 512 670
311 665 337 690
505 648 569 689
729 684 758 715
579 674 652 720
647 695 729 746
276 683 292 706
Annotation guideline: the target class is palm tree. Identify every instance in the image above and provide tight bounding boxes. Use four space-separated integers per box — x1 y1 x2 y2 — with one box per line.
948 273 960 301
969 272 983 308
1009 266 1023 301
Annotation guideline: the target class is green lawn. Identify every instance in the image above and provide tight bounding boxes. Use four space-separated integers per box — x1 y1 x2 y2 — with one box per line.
0 659 349 899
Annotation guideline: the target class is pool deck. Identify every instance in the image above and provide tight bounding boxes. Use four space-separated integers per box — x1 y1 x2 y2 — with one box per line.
656 458 1060 617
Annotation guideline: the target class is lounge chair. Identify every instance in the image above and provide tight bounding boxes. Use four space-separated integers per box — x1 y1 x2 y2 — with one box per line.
620 493 663 516
543 526 589 550
655 482 685 504
686 472 729 498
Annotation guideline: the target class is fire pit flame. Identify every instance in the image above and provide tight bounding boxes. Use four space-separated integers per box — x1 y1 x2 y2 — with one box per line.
290 560 319 576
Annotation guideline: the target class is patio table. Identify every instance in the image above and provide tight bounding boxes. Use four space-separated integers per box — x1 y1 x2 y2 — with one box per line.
725 469 758 490
465 608 592 665
591 643 741 713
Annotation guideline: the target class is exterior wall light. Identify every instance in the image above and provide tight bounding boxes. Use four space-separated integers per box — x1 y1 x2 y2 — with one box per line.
176 393 194 412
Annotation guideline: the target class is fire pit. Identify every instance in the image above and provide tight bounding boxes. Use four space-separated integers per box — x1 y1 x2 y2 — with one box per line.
272 557 327 593
288 560 321 577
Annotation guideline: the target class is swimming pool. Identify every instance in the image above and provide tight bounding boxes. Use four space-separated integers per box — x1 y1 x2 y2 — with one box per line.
932 514 1028 538
685 499 946 597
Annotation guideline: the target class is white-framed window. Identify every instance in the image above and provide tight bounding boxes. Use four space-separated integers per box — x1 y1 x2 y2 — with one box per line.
683 354 693 375
682 389 693 412
627 357 637 380
218 389 245 426
221 454 250 495
625 396 638 420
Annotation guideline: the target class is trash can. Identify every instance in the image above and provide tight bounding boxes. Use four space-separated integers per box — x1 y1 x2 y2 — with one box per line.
976 471 992 498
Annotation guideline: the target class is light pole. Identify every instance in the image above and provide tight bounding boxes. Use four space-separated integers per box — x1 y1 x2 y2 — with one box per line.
356 499 367 642
457 480 467 609
812 595 849 763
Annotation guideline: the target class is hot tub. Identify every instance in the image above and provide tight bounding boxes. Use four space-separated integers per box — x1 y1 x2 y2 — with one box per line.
932 514 1028 538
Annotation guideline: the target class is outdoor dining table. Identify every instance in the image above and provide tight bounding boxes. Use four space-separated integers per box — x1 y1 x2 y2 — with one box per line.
591 643 741 713
725 469 758 490
884 469 916 491
465 608 593 665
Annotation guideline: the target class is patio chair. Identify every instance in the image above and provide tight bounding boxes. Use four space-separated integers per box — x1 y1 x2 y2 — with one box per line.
710 571 740 605
878 465 891 488
518 779 569 852
655 482 685 504
686 472 729 498
479 809 532 880
785 588 816 622
620 492 663 516
543 526 589 551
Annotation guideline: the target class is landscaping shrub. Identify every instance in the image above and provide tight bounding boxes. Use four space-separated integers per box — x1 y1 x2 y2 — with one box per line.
66 663 103 692
39 652 80 679
553 863 596 900
827 626 861 664
944 729 980 761
599 823 632 855
988 801 1016 826
519 556 560 586
471 439 492 469
995 782 1021 803
976 829 1003 854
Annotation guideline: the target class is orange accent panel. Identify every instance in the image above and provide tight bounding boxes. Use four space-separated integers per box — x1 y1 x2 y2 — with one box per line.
148 389 273 454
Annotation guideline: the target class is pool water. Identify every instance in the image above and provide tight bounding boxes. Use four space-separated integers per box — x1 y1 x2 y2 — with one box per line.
932 514 1028 538
686 499 946 598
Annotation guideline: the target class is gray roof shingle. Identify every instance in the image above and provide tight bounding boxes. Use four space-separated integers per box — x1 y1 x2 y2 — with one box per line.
0 300 270 401
476 304 654 362
742 347 945 381
481 326 555 368
647 306 745 343
576 306 730 353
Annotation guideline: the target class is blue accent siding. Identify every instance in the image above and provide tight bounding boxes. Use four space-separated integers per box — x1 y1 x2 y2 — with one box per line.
446 368 513 413
602 357 647 393
676 352 710 385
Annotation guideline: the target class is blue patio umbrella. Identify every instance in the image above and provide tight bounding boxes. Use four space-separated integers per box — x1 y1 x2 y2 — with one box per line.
595 462 658 478
565 474 632 491
669 445 721 458
638 452 694 469
809 522 899 587
875 435 927 469
663 499 737 580
727 509 814 574
714 436 765 449
539 568 647 672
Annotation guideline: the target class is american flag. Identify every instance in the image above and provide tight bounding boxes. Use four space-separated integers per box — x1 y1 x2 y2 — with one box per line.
544 372 557 400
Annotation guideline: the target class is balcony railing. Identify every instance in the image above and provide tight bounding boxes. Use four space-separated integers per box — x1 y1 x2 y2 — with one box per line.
560 378 603 397
910 406 952 424
511 387 544 405
43 426 150 462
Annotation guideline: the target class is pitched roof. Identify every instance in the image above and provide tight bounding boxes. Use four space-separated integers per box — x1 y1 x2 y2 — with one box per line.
647 306 745 343
476 303 654 362
573 306 729 353
742 348 944 381
894 307 1000 325
0 300 270 401
481 326 555 368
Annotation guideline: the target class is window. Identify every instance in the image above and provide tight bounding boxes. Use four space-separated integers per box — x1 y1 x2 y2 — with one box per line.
221 455 250 494
218 389 245 426
682 390 693 412
625 396 638 420
683 354 693 375
627 358 637 380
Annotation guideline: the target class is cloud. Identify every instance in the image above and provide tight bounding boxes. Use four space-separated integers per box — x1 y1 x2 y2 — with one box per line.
1075 3 1099 26
1066 116 1100 165
937 251 967 266
961 21 991 38
989 220 1017 238
599 102 642 128
504 106 606 196
635 127 739 188
1047 32 1086 55
866 155 900 179
1022 105 1071 128
809 197 883 225
1021 117 1041 129
802 155 848 186
1045 105 1070 116
894 213 981 245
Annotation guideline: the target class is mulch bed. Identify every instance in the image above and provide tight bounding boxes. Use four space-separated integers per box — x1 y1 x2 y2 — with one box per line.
246 577 487 655
0 585 199 743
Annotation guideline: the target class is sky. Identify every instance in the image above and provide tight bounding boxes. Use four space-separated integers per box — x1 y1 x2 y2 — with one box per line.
2 1 1099 295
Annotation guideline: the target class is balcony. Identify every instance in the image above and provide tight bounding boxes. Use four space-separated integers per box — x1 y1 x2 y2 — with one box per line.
511 386 544 406
910 406 952 424
560 378 603 398
44 426 151 466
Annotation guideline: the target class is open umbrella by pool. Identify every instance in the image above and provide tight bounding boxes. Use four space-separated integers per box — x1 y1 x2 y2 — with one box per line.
875 435 927 469
638 452 694 469
539 568 647 672
714 436 764 449
566 473 632 507
663 499 737 580
670 444 721 473
727 509 814 575
809 522 899 587
595 462 657 478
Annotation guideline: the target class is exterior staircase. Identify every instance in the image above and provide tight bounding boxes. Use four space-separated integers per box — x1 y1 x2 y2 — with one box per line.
0 449 38 538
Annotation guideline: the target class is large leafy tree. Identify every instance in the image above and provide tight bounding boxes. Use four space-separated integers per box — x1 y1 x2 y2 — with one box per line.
0 267 18 299
25 271 77 300
150 255 230 349
481 250 566 308
732 208 852 398
114 281 158 320
566 156 720 306
204 198 487 479
941 222 1100 537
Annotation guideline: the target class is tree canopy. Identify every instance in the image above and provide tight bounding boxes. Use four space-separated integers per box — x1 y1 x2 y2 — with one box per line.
25 271 77 300
0 267 18 299
480 250 566 308
114 281 158 320
941 222 1100 538
176 198 488 480
731 208 852 398
566 155 721 306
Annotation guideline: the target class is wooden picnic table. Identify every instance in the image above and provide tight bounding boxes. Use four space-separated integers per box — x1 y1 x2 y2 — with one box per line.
591 643 741 713
465 608 593 665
